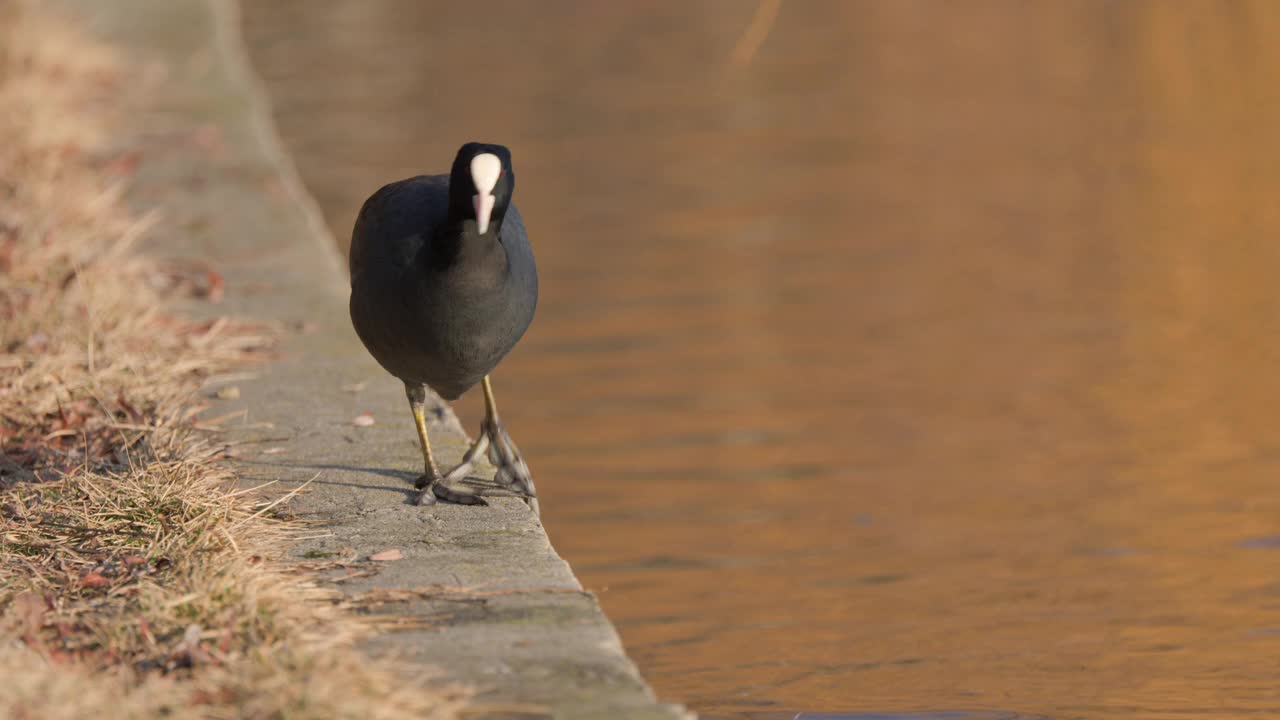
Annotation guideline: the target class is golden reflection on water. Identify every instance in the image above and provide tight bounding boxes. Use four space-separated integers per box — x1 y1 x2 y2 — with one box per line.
244 2 1280 716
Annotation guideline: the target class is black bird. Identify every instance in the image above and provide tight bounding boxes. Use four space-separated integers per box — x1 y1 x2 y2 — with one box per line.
349 143 538 512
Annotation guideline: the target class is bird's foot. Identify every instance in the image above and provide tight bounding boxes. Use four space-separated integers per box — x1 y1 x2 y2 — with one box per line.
484 416 539 515
413 456 488 506
413 473 490 507
414 431 531 507
420 420 538 514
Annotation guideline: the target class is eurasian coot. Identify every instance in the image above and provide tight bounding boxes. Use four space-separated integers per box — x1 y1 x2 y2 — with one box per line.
349 142 538 513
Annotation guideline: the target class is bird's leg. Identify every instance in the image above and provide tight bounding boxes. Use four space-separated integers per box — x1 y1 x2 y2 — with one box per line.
422 377 538 511
406 383 485 507
480 375 539 515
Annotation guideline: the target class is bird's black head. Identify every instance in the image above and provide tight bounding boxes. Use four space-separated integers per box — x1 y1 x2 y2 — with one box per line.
449 142 515 236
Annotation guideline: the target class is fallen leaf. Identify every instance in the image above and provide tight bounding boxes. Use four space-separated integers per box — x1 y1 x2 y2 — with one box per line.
369 549 403 562
261 447 288 455
104 150 142 176
342 381 367 393
80 572 109 588
205 269 225 303
215 386 240 400
352 412 375 427
192 124 224 152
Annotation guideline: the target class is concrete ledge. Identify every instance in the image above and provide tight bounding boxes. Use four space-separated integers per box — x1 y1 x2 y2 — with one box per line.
56 0 690 717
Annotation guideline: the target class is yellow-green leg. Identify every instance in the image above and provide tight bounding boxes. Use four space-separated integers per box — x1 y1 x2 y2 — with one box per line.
407 383 484 506
479 376 539 515
406 379 537 513
411 394 440 483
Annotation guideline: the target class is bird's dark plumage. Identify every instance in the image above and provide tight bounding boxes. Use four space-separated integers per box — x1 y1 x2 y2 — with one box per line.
348 143 537 400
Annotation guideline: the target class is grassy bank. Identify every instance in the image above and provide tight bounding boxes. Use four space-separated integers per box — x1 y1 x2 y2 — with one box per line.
0 6 464 718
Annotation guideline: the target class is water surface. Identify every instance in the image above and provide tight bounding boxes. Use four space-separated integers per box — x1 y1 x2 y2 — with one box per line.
243 2 1280 717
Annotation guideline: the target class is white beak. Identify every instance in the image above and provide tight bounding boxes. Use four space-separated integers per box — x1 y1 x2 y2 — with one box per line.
473 193 496 235
470 153 501 234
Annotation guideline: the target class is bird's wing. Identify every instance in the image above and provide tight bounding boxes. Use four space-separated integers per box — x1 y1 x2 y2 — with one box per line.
349 174 450 282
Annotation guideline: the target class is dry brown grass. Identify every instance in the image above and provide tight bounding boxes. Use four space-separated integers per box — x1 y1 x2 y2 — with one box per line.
0 5 466 718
